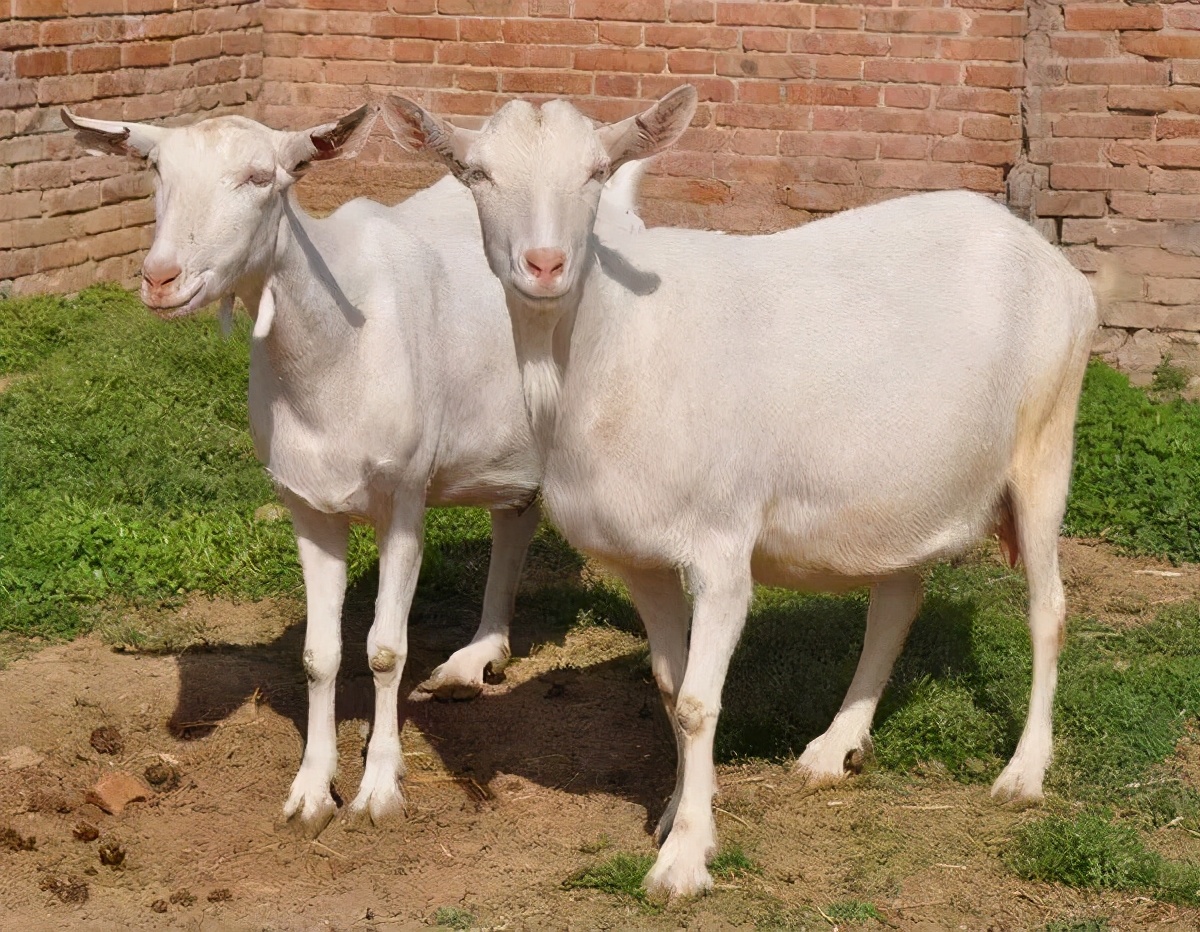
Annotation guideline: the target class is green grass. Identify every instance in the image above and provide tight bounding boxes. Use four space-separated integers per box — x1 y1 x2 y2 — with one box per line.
824 900 882 922
432 905 474 931
1065 361 1200 563
1008 811 1200 905
563 852 657 908
0 286 494 638
710 843 760 879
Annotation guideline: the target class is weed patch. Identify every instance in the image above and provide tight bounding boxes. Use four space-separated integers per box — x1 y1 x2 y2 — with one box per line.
563 852 656 908
1008 811 1200 905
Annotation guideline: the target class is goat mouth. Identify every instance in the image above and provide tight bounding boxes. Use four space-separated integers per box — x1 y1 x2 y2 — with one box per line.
143 278 208 320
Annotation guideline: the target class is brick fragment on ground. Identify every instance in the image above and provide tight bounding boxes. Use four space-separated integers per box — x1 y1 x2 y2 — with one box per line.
85 772 150 816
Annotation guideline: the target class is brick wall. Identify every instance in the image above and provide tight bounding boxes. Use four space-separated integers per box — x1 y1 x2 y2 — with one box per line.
3 0 1198 342
1 0 262 295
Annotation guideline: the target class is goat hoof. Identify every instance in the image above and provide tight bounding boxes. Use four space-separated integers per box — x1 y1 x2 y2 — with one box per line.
346 784 405 828
644 839 714 902
418 668 484 701
991 765 1044 808
281 800 337 839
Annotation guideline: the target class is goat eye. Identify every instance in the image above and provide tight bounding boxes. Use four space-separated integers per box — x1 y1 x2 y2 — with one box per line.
243 170 273 188
590 164 611 184
462 167 491 186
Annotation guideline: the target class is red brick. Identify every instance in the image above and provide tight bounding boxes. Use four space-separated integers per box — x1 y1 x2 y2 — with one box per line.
669 0 712 22
1050 163 1149 191
864 9 963 34
715 2 812 28
861 159 1003 192
1041 87 1108 113
879 134 930 160
599 22 643 45
967 12 1025 37
576 0 667 22
1121 33 1200 61
502 18 597 44
715 102 809 131
941 37 1022 61
816 7 862 30
717 53 814 80
79 53 145 87
1050 35 1117 60
668 49 715 73
1178 63 1200 87
501 70 593 94
1110 192 1199 221
644 24 737 48
963 115 1021 140
1053 114 1154 139
13 0 63 15
0 21 40 50
1159 118 1200 141
966 63 1023 87
791 32 889 57
861 108 961 135
786 84 879 108
373 15 458 39
884 85 931 109
862 59 962 85
15 48 65 77
576 48 667 73
1064 5 1163 32
1036 191 1107 217
594 73 638 97
1068 61 1169 87
1148 168 1200 195
742 29 787 53
1109 86 1200 115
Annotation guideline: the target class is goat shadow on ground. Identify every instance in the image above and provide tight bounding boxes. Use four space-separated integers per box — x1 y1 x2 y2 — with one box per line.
169 532 997 833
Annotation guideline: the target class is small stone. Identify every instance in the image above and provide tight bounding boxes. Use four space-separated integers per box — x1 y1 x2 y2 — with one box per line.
1 746 44 771
98 840 126 868
72 822 100 842
144 762 180 791
85 772 150 815
207 888 233 903
89 727 123 755
169 889 196 907
1090 327 1128 356
150 900 168 914
40 876 89 904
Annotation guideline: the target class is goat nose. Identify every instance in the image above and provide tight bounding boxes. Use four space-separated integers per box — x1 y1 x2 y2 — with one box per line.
142 260 181 290
523 247 566 284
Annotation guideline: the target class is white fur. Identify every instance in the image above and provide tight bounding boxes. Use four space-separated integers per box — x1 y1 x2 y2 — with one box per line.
385 88 1099 899
63 106 643 834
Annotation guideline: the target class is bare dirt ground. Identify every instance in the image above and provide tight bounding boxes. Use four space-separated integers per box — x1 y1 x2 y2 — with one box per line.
2 540 1199 931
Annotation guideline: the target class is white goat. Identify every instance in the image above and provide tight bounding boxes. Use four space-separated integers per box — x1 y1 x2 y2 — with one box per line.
62 105 643 835
383 86 1098 899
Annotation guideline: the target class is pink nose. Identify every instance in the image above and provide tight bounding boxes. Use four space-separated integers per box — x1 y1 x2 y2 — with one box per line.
142 260 181 290
523 247 566 285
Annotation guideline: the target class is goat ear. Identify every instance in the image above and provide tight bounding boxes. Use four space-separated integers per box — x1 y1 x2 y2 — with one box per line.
597 85 697 169
281 104 378 176
62 108 164 158
380 96 478 179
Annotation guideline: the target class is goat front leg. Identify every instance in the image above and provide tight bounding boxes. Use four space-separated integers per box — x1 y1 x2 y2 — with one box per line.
347 497 424 826
644 560 752 901
282 495 350 837
419 503 540 699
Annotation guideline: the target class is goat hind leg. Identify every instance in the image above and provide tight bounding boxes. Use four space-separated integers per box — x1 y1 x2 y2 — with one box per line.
992 397 1077 804
420 503 539 700
795 571 921 787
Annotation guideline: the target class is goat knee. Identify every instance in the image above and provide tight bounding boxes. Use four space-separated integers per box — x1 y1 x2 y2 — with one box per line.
303 646 340 683
675 695 713 737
